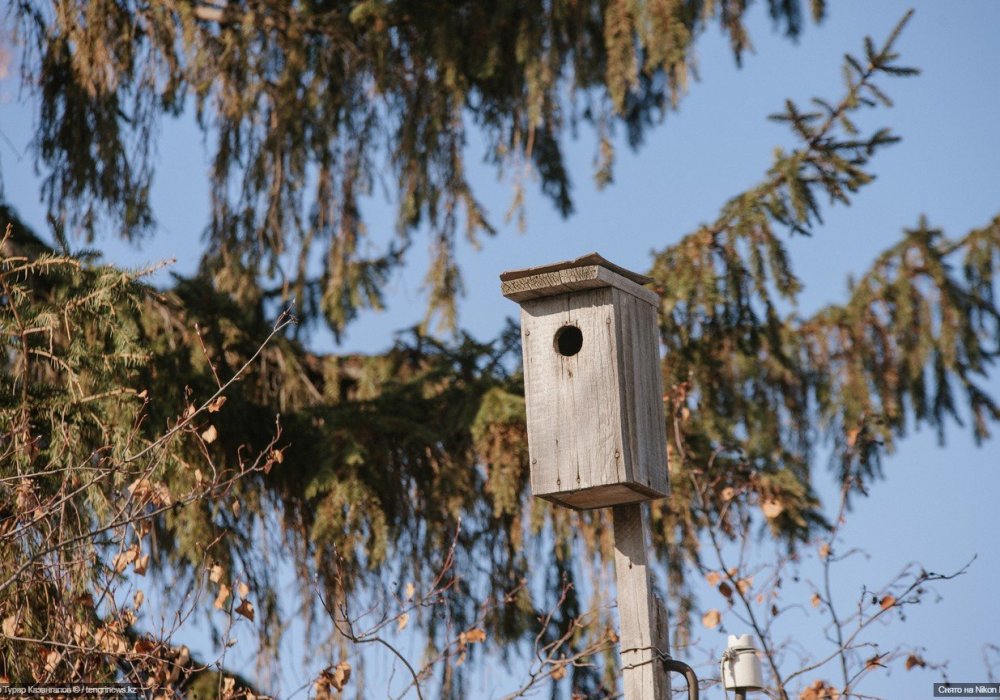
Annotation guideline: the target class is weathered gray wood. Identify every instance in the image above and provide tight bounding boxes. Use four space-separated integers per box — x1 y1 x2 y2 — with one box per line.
539 483 663 510
508 256 669 509
502 265 609 302
654 594 670 657
521 288 626 500
500 251 654 285
519 285 669 508
613 288 670 497
502 264 660 307
613 503 670 700
502 254 674 696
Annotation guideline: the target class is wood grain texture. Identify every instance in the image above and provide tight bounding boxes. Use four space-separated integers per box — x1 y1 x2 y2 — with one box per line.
505 253 668 508
499 251 654 285
612 288 670 497
613 503 670 700
502 264 659 307
521 287 626 499
540 483 662 510
518 285 668 508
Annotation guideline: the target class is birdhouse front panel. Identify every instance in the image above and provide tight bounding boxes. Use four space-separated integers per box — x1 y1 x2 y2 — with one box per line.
502 254 669 510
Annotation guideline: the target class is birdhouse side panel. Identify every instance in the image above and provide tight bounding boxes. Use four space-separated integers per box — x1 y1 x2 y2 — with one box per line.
612 288 669 497
520 288 627 498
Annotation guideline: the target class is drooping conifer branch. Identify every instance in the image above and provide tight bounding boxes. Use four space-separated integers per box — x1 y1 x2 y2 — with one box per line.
12 0 827 334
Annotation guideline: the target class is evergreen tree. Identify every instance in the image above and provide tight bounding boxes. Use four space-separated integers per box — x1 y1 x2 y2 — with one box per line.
1 2 998 696
11 0 825 333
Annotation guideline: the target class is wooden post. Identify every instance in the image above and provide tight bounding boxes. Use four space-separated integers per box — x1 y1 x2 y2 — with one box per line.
612 502 670 699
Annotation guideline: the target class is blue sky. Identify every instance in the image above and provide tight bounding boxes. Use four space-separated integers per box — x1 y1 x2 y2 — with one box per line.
2 1 998 697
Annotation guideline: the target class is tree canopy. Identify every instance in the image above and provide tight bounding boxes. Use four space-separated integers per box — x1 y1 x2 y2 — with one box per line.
11 0 830 333
2 1 999 696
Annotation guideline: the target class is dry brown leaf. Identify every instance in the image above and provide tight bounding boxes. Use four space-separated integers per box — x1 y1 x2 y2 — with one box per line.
701 609 721 629
846 427 861 448
811 593 822 608
551 663 567 681
761 499 785 519
235 599 255 622
461 628 487 645
134 590 145 609
737 577 753 594
231 499 241 517
799 679 840 700
134 553 149 576
221 676 236 699
819 542 831 559
263 449 282 475
201 425 218 444
331 661 351 691
152 483 173 507
264 448 284 475
207 396 227 413
209 564 225 583
183 404 196 419
718 581 733 599
720 486 735 501
397 613 409 632
136 389 148 399
113 546 139 574
237 581 250 598
95 627 127 654
706 571 721 586
2 615 17 637
404 581 416 601
756 593 765 604
71 623 89 644
44 650 61 674
133 638 156 655
865 654 887 670
904 654 926 671
128 478 150 501
214 584 230 610
880 595 896 611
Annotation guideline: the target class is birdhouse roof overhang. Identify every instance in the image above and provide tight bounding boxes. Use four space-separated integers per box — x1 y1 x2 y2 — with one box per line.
500 252 659 306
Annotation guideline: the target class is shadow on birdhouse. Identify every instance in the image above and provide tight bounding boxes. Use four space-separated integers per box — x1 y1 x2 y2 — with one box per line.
501 253 669 510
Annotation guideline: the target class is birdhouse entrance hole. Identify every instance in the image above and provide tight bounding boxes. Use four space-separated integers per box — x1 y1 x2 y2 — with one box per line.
555 325 583 356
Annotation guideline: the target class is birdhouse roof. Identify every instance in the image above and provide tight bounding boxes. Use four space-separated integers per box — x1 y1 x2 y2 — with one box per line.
500 252 658 305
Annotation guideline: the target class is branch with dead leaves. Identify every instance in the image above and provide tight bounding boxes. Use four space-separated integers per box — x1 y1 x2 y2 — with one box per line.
685 463 971 700
0 251 293 697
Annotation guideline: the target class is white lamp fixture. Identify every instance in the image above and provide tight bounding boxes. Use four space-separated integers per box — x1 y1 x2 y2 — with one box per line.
721 633 765 698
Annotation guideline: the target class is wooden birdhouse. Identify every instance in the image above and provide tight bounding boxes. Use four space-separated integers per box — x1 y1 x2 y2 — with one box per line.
500 253 669 509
